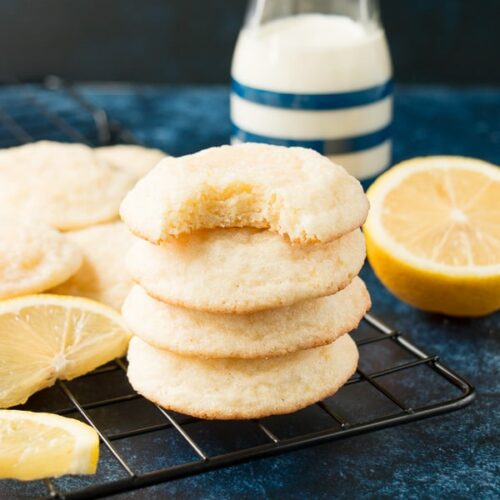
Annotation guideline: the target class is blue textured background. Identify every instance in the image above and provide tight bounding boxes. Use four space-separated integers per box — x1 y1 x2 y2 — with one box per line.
1 0 500 85
0 85 498 498
89 85 499 498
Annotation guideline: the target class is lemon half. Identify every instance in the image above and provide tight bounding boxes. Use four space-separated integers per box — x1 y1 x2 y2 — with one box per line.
0 410 99 480
0 294 131 408
364 156 500 316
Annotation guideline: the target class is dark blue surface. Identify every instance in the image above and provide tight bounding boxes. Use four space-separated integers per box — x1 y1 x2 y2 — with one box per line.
0 86 498 499
79 84 500 166
76 85 499 499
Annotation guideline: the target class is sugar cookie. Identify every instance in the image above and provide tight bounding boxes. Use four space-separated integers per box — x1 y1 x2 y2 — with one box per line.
51 222 133 309
0 141 135 230
126 228 365 313
120 143 368 244
127 334 358 419
96 144 167 179
0 219 82 299
122 277 370 358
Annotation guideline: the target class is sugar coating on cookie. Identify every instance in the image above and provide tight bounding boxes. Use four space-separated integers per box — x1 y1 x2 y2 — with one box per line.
51 222 134 310
127 334 358 419
120 143 369 244
96 144 167 179
126 228 366 313
0 141 136 230
0 219 82 299
122 277 370 358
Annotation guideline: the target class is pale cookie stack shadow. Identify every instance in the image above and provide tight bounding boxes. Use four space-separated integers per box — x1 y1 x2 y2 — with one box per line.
120 143 371 420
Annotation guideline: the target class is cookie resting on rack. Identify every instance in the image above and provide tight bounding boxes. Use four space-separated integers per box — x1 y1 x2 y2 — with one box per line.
127 334 359 420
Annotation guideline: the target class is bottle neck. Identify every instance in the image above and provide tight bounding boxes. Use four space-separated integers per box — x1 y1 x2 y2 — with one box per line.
245 0 381 30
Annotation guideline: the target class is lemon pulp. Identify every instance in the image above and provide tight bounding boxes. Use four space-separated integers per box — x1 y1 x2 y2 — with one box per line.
0 294 130 408
0 410 99 480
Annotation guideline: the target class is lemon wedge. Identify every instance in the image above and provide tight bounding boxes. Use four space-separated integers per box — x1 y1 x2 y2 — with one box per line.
364 156 500 316
0 294 130 408
0 410 99 480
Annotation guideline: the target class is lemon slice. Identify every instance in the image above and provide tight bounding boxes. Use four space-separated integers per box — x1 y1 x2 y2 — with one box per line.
0 294 130 408
364 156 500 316
0 410 99 480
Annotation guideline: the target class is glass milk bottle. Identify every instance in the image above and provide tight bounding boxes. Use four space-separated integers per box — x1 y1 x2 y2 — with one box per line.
230 0 393 179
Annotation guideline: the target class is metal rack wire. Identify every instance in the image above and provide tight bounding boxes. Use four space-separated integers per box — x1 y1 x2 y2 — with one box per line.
0 78 475 500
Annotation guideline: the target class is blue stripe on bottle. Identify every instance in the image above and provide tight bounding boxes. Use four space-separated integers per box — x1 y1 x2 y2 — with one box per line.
231 78 393 110
231 123 391 155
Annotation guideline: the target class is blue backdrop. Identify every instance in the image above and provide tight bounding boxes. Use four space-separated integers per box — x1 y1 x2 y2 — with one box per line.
1 0 499 84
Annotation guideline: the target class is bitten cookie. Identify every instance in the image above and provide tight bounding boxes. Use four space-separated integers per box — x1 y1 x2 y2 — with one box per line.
120 143 369 244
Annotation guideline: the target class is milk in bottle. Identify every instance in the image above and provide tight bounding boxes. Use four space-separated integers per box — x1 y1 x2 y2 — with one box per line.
231 0 393 179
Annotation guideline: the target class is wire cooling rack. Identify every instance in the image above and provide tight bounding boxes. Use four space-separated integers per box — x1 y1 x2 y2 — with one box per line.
0 78 475 500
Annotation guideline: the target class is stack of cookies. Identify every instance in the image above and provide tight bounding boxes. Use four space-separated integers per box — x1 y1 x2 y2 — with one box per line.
120 143 370 419
0 140 168 309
